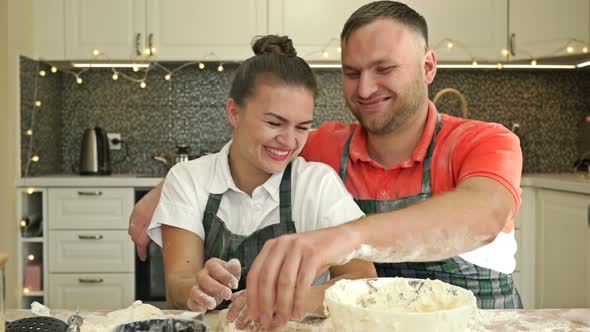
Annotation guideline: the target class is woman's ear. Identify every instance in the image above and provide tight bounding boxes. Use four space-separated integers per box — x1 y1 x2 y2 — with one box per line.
226 98 241 129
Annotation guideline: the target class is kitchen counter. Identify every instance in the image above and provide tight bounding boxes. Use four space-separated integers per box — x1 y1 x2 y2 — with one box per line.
521 172 590 194
6 308 590 331
16 175 163 188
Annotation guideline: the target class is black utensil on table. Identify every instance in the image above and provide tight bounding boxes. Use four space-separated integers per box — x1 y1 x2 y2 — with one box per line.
6 316 68 332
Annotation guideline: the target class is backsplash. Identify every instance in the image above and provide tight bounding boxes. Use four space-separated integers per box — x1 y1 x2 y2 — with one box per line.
20 56 590 177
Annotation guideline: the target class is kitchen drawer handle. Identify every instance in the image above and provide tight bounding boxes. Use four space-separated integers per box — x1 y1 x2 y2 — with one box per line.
78 234 103 240
78 278 104 284
588 205 590 227
148 33 154 56
77 191 102 196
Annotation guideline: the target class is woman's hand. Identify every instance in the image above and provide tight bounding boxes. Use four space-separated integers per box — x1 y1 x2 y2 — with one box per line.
187 258 241 312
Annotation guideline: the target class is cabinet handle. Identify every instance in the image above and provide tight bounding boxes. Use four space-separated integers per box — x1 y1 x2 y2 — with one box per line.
78 278 104 284
78 234 103 240
148 33 154 56
135 33 142 56
588 205 590 227
509 33 516 56
77 191 102 196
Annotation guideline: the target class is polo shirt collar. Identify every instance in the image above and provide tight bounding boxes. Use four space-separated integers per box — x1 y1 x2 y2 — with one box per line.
210 140 282 203
348 101 439 169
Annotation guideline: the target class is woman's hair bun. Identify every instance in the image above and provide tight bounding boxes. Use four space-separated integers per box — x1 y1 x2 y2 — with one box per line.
252 35 297 57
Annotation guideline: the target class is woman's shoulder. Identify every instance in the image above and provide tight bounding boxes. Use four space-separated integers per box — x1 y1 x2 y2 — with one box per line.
290 157 342 189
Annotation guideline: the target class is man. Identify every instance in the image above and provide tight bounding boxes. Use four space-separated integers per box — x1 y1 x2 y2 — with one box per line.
129 1 523 329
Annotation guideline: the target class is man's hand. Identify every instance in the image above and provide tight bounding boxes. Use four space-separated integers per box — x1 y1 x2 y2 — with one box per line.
187 258 241 312
226 290 253 330
246 225 360 330
128 182 163 261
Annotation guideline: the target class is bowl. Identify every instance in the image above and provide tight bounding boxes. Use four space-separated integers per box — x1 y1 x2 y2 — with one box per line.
324 277 476 332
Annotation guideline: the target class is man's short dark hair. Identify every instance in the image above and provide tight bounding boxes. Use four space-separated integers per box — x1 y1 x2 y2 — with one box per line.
340 1 429 48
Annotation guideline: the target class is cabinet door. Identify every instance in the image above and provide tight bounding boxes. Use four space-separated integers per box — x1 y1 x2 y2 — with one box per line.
147 0 267 61
65 0 146 59
412 0 508 62
34 0 65 60
48 273 134 310
510 0 590 60
535 189 590 308
268 0 373 61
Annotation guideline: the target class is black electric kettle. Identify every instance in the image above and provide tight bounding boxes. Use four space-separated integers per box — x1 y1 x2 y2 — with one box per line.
79 127 112 175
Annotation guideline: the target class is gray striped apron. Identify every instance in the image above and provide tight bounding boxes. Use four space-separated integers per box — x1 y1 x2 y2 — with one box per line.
202 162 329 309
339 113 522 309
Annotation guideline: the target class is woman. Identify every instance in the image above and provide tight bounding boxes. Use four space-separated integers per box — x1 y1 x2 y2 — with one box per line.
146 35 375 328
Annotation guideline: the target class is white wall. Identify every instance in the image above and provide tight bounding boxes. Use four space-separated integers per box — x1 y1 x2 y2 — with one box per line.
0 0 35 308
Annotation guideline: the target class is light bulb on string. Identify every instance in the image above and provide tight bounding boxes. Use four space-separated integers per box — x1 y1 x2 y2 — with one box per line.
583 46 588 53
472 60 478 66
337 46 342 53
567 46 575 53
199 62 205 70
51 66 58 73
31 155 40 162
23 288 30 294
531 59 537 66
76 76 83 84
39 70 46 77
164 73 171 80
34 100 42 108
322 51 329 58
26 187 35 195
447 41 454 49
496 63 504 69
144 48 151 56
133 66 140 72
92 49 100 56
140 81 147 89
150 47 157 55
26 129 33 136
217 64 224 72
27 254 35 261
112 73 119 80
20 219 28 227
501 49 509 57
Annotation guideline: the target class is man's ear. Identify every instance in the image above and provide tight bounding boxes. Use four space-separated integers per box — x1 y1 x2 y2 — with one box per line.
226 98 241 129
423 49 437 85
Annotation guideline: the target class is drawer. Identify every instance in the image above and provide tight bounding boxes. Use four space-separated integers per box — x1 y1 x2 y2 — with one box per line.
48 188 133 229
49 230 134 273
48 273 134 310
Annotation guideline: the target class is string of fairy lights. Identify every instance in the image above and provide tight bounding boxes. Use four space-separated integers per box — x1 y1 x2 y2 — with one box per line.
22 36 590 178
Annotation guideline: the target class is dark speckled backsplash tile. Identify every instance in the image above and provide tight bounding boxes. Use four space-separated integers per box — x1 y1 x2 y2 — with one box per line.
20 56 590 177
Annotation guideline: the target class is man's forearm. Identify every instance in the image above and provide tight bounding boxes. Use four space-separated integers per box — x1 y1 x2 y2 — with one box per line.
347 177 515 263
166 272 196 309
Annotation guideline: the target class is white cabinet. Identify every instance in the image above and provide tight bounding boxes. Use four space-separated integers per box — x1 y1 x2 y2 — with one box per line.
46 187 135 309
534 189 590 308
513 186 536 308
64 0 267 61
268 0 372 61
509 0 590 60
147 0 267 61
268 0 508 62
64 0 146 60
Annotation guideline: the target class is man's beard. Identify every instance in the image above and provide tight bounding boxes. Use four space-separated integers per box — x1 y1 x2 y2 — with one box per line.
349 77 425 135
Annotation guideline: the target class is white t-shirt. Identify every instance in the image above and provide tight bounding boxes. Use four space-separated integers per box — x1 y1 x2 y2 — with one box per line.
147 141 365 247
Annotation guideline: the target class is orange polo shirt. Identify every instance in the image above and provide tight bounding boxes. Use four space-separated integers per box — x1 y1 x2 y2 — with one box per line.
301 102 523 234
